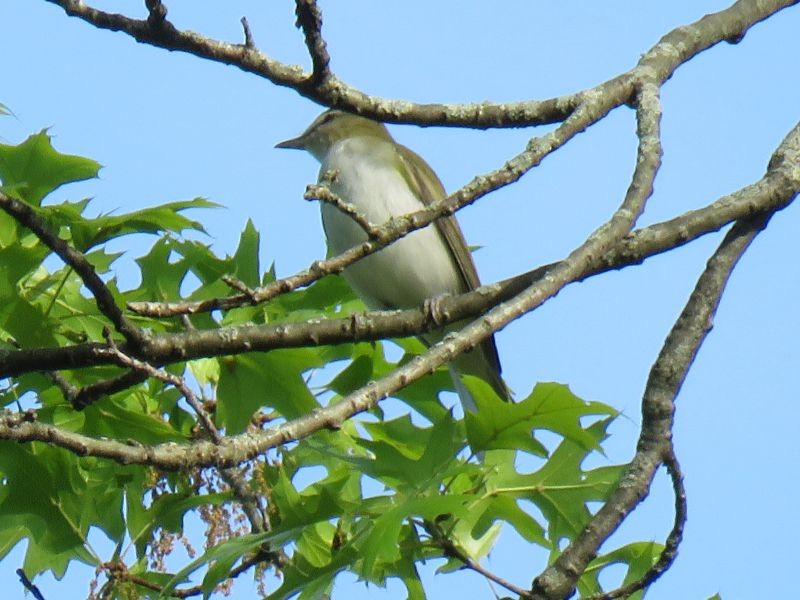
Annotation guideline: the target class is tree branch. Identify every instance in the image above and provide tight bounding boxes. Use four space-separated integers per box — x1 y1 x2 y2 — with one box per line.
117 0 799 321
83 371 147 409
2 117 797 378
583 448 687 600
98 332 268 534
530 213 772 598
422 519 533 598
0 194 146 349
0 83 666 470
294 0 330 85
101 549 273 598
42 0 798 127
0 207 788 475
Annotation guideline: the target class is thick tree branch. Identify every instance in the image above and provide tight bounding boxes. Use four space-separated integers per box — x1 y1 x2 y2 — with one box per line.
0 202 787 475
43 0 798 128
530 213 772 598
43 0 574 128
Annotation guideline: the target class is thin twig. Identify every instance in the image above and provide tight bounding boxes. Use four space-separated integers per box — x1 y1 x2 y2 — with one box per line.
97 331 267 532
294 0 330 84
421 520 532 598
71 370 149 410
240 16 255 48
47 371 79 403
16 569 46 600
304 182 381 239
99 330 220 443
221 275 258 300
102 550 273 598
144 0 167 27
584 447 687 600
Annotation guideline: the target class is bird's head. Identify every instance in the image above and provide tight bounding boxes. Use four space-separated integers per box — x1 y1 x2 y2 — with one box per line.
276 109 391 161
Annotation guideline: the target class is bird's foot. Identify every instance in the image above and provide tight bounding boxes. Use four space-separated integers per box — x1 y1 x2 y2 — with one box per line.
423 294 452 329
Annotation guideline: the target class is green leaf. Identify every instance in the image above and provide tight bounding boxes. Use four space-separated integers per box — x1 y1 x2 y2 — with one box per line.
188 358 221 387
80 396 186 445
0 443 99 578
327 354 375 395
132 236 196 303
519 382 618 451
274 274 358 315
354 413 464 490
580 541 664 599
231 219 260 288
296 521 336 568
465 381 616 455
357 495 472 576
42 197 218 251
217 352 320 432
273 538 354 600
520 419 622 544
435 521 502 574
0 294 58 348
0 130 100 205
0 234 49 284
395 557 426 600
267 466 361 532
474 494 548 548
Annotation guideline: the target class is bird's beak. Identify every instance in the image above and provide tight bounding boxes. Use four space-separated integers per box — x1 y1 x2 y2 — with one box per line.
275 134 306 150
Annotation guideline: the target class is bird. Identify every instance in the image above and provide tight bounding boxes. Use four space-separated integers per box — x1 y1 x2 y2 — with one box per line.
276 109 509 411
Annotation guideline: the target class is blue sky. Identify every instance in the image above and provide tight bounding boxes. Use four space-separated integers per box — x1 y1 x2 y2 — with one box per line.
1 1 799 598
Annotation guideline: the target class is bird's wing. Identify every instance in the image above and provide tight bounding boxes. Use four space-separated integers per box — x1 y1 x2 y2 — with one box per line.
396 144 508 398
395 144 481 293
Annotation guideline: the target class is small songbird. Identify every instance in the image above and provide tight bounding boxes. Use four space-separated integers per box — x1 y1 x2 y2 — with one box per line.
276 109 509 410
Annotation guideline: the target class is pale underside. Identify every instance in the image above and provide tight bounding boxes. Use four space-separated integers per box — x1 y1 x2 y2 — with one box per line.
320 136 465 309
318 136 509 405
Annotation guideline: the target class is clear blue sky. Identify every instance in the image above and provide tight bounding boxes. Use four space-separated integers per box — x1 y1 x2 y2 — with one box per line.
1 1 798 598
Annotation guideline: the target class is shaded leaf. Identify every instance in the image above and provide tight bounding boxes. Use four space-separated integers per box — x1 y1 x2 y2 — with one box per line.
217 352 320 433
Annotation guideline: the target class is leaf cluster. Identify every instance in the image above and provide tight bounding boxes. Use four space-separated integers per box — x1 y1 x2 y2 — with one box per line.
0 132 659 598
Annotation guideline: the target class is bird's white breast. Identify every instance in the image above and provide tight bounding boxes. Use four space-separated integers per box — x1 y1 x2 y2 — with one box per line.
319 137 463 309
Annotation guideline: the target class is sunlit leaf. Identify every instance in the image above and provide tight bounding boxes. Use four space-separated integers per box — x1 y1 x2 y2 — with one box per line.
0 130 100 205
